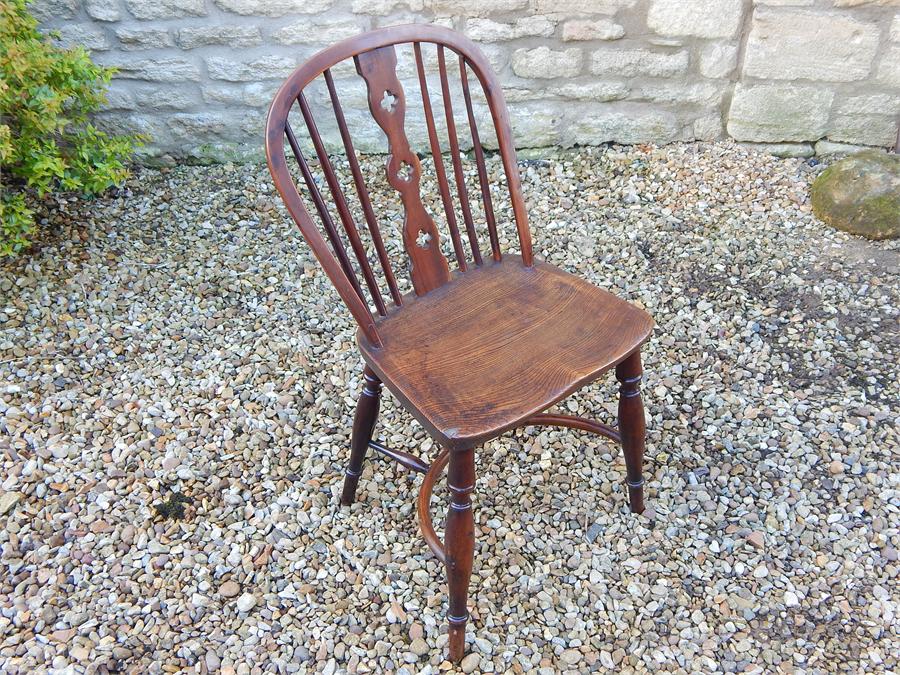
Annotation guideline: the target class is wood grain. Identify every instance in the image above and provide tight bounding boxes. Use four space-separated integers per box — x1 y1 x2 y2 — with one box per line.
358 256 654 449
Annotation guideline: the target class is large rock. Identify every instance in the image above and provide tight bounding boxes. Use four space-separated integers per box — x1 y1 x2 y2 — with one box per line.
811 151 900 240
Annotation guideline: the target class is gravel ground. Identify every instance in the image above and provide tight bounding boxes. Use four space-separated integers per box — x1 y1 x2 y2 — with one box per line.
1 142 898 674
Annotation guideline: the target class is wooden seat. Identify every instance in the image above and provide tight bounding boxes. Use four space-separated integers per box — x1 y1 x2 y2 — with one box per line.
359 256 653 450
264 24 654 664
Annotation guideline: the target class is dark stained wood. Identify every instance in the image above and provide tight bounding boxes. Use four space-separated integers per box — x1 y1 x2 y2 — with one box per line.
445 445 475 663
325 68 402 307
341 366 382 505
459 56 501 262
437 44 482 266
356 46 451 296
358 256 653 450
523 413 621 444
264 25 652 665
298 92 387 315
616 351 646 514
368 440 430 474
414 42 467 272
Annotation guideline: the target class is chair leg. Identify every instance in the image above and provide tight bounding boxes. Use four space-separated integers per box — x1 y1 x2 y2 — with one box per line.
445 445 475 663
616 350 646 514
341 366 382 506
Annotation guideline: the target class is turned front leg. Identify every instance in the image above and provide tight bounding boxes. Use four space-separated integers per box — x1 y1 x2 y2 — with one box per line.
616 350 646 514
445 445 475 663
341 366 382 506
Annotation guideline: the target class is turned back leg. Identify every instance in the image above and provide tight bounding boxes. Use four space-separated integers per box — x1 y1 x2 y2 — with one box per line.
341 366 382 506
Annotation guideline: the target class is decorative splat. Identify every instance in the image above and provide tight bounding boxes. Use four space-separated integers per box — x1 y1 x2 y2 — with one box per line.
356 46 451 296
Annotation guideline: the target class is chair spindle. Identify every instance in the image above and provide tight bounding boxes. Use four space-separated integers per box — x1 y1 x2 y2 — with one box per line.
284 120 368 306
298 91 388 315
324 68 403 307
437 44 482 266
414 42 467 272
459 56 501 262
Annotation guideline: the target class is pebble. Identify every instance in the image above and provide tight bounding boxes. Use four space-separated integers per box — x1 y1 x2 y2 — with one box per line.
219 581 241 598
409 638 429 656
0 491 21 515
746 531 766 549
460 653 482 673
0 143 896 673
235 594 256 613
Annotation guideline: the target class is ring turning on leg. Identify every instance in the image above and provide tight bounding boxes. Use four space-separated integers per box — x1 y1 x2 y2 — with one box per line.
616 350 647 514
444 445 475 663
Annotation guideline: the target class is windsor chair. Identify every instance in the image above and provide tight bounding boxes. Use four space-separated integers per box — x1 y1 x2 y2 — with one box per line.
265 25 654 663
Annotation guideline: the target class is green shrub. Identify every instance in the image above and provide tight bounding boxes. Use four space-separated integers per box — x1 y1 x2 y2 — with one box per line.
0 0 141 255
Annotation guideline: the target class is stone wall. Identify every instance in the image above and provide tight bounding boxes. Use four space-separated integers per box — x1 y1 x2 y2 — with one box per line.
35 0 900 162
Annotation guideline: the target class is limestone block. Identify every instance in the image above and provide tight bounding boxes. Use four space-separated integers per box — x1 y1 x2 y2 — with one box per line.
29 0 78 21
177 26 263 49
215 0 332 16
272 20 362 44
876 45 900 87
126 0 206 19
699 43 738 79
590 48 688 77
116 28 174 50
743 10 880 82
561 19 624 41
531 0 635 14
206 56 299 82
836 94 900 116
833 0 900 6
203 83 278 107
565 107 680 145
693 114 723 141
48 24 111 51
740 142 815 157
727 84 833 142
647 0 744 39
466 17 556 42
426 0 527 15
512 47 583 79
85 0 121 21
828 115 899 147
815 140 875 155
100 56 202 82
549 81 628 101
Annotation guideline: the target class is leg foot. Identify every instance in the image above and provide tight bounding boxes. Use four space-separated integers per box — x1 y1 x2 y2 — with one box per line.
445 445 475 663
616 351 646 514
341 366 381 506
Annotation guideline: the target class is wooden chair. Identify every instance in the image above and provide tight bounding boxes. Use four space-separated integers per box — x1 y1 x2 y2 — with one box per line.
264 25 653 663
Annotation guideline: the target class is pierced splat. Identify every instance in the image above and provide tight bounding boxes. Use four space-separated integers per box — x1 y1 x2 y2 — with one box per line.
356 46 451 296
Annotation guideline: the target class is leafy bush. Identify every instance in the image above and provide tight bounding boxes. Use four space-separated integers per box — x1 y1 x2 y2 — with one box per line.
0 0 141 255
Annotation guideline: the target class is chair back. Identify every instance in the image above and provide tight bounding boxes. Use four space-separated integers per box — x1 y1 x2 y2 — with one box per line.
265 25 533 346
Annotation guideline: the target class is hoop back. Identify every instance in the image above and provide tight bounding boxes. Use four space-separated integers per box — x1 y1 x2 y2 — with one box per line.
264 25 533 347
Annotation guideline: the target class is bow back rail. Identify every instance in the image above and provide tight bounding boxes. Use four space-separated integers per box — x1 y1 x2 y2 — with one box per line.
264 25 533 346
